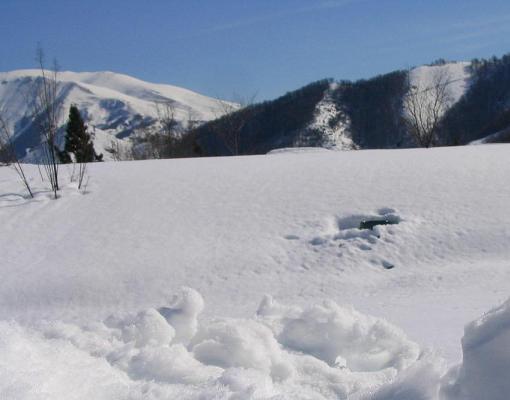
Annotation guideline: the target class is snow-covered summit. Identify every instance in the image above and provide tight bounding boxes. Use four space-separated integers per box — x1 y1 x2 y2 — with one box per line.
0 69 234 159
408 62 471 105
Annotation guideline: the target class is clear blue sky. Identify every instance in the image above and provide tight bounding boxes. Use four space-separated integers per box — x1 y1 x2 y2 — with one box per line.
1 0 509 100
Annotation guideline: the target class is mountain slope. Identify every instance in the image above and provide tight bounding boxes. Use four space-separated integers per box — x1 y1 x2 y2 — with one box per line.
3 54 509 161
191 61 477 156
0 70 231 160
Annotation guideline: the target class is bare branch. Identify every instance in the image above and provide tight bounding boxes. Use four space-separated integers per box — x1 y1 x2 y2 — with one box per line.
212 93 256 156
403 68 454 147
0 110 34 197
30 47 62 198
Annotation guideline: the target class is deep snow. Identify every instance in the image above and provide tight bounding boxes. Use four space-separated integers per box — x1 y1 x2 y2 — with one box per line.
1 144 509 398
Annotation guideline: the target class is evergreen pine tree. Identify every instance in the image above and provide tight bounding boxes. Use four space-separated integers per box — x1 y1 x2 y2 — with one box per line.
61 105 102 163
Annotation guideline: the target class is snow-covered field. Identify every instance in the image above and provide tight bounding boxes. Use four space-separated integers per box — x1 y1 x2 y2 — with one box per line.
1 144 509 399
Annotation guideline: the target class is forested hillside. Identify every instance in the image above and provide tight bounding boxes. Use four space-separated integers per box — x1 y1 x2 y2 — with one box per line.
442 54 510 144
188 53 510 157
190 79 332 156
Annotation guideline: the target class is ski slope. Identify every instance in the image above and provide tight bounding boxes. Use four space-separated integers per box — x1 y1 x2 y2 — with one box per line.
0 144 509 399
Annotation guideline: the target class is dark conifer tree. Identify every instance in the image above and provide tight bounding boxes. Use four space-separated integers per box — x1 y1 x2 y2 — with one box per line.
61 105 102 163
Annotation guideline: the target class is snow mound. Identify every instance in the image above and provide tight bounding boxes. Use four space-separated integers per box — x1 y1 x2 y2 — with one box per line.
0 288 428 399
257 295 420 372
469 126 510 145
267 146 333 155
191 318 295 381
158 286 204 345
440 297 510 400
4 289 510 398
363 352 446 400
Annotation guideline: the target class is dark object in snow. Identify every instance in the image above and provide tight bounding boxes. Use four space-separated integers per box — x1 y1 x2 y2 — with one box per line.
382 261 395 270
359 219 398 230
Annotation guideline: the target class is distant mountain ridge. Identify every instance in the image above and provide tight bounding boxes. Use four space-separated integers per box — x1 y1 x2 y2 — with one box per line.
2 53 510 161
189 61 474 156
0 70 232 160
189 54 510 156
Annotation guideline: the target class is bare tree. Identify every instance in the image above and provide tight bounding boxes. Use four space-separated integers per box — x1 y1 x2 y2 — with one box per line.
0 111 34 197
403 68 454 148
213 93 256 156
185 108 200 132
133 101 181 159
155 101 179 137
31 47 61 198
105 139 132 161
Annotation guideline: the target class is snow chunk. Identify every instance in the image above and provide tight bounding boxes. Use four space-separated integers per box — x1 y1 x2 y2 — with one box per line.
219 368 276 399
440 297 510 400
259 296 420 372
364 352 446 400
120 308 175 347
158 287 204 345
128 343 221 384
191 318 295 381
0 321 135 400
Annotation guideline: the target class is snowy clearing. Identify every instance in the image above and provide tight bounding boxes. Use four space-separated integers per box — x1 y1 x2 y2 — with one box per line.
0 144 509 399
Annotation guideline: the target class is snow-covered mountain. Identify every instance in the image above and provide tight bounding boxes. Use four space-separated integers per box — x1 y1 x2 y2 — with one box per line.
192 61 479 155
0 70 233 160
310 62 470 149
3 56 509 161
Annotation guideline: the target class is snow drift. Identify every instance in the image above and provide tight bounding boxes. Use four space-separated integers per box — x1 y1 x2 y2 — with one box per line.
0 288 426 399
3 287 509 399
440 298 510 400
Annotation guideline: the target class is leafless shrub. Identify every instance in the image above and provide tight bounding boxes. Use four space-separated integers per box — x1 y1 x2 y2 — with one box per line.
30 47 62 198
64 159 86 188
0 111 34 197
131 101 184 159
76 157 87 190
213 93 256 155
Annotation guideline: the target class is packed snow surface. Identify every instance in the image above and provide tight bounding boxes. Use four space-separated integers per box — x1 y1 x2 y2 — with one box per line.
1 144 509 398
